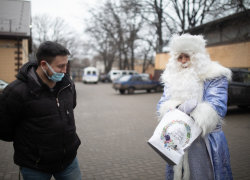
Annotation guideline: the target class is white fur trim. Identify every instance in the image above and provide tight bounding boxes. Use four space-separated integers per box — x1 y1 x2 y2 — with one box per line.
170 34 206 55
158 100 182 121
190 102 220 137
198 81 204 103
183 151 190 180
199 61 232 81
173 151 190 180
174 156 183 180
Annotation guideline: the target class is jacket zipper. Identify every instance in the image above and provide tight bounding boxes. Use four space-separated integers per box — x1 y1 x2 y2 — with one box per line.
64 101 71 126
34 158 41 167
55 84 70 170
34 146 41 167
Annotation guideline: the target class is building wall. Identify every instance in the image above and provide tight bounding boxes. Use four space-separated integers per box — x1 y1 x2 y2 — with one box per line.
207 41 250 69
155 53 172 70
96 61 105 74
204 21 250 45
0 39 29 83
0 39 17 83
22 39 29 65
134 64 155 76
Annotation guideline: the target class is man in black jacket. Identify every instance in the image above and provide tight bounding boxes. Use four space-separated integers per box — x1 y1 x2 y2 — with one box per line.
0 41 81 180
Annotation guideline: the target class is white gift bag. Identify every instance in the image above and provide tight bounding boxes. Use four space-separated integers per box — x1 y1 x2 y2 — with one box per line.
148 108 202 165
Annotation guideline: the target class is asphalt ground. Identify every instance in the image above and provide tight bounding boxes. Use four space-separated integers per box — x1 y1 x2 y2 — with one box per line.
0 82 250 180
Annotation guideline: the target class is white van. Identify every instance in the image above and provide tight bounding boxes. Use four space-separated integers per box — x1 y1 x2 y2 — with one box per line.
82 67 99 84
120 70 139 76
108 70 122 82
108 70 139 82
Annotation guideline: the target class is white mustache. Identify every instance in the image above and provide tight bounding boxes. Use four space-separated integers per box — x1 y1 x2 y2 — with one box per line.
181 61 191 68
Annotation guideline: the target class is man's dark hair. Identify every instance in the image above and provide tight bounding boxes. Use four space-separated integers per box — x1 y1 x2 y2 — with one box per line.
36 41 70 65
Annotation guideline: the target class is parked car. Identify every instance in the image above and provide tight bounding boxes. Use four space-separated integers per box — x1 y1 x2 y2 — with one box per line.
0 79 8 93
120 70 139 76
108 70 139 82
113 75 163 94
228 68 250 108
82 67 99 84
100 74 111 83
140 73 150 78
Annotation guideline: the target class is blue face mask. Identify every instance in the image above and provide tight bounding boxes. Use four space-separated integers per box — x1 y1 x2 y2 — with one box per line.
42 62 65 82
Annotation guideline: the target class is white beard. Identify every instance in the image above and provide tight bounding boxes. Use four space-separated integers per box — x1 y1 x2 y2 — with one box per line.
161 53 211 102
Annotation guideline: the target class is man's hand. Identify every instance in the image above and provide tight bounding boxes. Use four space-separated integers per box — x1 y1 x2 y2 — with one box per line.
178 98 198 114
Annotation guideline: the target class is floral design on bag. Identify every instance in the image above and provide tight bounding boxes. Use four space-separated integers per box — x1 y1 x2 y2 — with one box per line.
161 120 191 151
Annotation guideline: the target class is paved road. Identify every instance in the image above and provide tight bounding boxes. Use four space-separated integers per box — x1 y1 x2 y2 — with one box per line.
0 82 250 180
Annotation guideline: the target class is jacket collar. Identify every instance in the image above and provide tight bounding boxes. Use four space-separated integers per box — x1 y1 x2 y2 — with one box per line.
17 60 73 99
198 61 232 82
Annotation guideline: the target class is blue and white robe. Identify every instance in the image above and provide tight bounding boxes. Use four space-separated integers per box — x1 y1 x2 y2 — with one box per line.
157 62 233 180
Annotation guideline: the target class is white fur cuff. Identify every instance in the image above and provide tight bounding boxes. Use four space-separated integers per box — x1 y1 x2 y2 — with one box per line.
158 100 182 121
190 102 220 136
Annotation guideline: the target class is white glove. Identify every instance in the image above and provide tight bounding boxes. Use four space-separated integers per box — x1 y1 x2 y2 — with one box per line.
178 98 198 114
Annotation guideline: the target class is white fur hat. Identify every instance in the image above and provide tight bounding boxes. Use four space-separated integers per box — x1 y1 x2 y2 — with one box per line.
170 34 207 55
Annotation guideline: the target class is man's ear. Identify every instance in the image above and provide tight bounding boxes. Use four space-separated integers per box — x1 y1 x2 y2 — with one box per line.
40 61 47 69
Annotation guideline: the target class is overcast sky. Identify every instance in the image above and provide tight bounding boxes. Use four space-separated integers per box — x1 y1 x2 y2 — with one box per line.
30 0 102 34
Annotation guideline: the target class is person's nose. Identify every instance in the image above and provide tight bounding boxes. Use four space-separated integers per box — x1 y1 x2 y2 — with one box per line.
61 66 67 73
182 57 188 64
182 59 186 64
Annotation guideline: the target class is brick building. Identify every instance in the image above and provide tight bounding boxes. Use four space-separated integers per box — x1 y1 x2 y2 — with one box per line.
154 10 250 81
0 0 32 83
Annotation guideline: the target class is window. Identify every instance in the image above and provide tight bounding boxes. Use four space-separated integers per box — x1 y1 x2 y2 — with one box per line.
113 72 117 75
241 73 250 84
130 77 142 81
129 72 134 75
93 71 96 75
232 72 242 83
122 72 127 75
87 71 91 75
142 76 151 82
119 75 131 82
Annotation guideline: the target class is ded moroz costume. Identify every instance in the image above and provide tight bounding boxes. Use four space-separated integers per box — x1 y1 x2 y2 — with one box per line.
157 34 233 180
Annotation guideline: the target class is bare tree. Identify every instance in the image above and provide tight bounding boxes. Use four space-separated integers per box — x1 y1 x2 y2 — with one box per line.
208 0 250 20
141 0 250 54
121 0 144 70
85 17 118 73
101 0 143 70
31 14 79 60
85 0 144 71
82 0 249 73
166 0 250 31
167 0 221 30
141 0 177 53
70 58 91 81
140 36 157 73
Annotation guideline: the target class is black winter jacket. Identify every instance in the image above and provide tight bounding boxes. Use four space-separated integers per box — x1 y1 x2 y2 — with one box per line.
0 61 81 173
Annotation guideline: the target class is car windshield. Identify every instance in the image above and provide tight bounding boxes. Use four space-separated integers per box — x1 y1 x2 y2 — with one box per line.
118 75 131 82
232 71 242 83
141 76 151 82
242 72 250 83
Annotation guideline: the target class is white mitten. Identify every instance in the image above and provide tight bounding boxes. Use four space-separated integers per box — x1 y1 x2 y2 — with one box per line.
178 98 198 114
